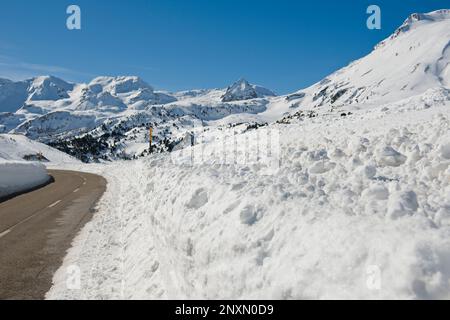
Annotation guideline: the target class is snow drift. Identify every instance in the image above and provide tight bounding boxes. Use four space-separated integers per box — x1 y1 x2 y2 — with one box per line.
47 91 450 300
0 160 50 199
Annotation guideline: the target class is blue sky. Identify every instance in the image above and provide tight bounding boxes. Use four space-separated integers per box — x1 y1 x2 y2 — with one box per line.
0 0 448 93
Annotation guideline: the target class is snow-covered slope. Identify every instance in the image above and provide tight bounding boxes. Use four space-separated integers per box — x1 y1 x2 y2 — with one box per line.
283 9 450 110
0 134 78 164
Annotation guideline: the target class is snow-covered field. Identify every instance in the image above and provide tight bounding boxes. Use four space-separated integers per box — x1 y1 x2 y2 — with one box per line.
0 160 50 199
47 89 450 299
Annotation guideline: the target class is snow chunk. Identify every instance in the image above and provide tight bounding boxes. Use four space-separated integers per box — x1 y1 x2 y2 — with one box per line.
377 146 407 167
430 162 450 178
356 165 377 179
362 185 389 201
240 205 262 225
387 190 419 219
186 188 209 210
440 143 450 160
435 206 450 226
309 161 336 174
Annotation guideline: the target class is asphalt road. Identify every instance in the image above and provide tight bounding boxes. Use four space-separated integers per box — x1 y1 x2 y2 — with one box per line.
0 170 107 300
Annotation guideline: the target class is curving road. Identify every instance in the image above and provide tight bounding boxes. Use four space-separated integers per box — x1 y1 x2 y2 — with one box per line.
0 170 107 300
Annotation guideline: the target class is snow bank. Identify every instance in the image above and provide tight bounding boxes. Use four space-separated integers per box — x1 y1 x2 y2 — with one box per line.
0 160 50 199
47 97 450 300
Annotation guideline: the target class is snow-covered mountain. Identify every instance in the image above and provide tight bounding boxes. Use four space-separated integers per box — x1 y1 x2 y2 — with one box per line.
0 76 74 113
0 75 177 116
0 76 275 161
27 76 74 101
221 78 276 102
1 10 449 163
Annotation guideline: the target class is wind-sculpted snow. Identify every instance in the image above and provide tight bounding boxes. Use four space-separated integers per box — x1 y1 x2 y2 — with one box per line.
47 94 450 299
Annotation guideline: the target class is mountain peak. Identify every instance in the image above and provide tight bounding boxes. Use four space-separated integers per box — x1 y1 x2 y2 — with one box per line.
222 78 275 102
27 75 73 101
302 9 450 108
235 77 250 85
89 76 154 95
376 9 450 49
398 9 450 33
410 9 450 21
